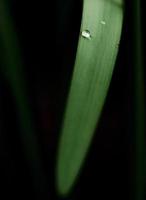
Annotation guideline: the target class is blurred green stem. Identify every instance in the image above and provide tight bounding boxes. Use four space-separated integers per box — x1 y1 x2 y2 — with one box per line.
132 0 145 199
0 0 46 192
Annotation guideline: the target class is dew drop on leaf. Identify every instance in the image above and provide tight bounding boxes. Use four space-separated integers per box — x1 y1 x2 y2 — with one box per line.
81 30 91 40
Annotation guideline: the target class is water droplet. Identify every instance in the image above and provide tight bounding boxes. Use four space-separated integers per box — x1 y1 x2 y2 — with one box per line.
100 21 106 25
81 30 91 40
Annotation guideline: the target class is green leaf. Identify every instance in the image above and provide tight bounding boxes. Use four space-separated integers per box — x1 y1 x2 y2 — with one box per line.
56 0 124 196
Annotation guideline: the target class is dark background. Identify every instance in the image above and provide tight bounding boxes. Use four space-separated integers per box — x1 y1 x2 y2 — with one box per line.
0 0 145 199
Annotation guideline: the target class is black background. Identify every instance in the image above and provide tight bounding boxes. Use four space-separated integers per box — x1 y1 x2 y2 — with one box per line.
0 0 145 199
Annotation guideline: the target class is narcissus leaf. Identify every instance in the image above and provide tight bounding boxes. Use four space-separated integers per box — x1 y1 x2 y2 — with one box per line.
57 0 124 195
